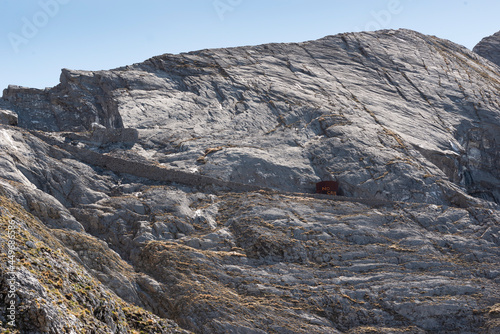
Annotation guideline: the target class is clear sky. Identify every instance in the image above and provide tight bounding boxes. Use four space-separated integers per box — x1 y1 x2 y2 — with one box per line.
1 0 499 90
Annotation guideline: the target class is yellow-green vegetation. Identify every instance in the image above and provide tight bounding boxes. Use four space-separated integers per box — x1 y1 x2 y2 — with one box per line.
196 145 227 164
137 240 322 332
0 194 190 333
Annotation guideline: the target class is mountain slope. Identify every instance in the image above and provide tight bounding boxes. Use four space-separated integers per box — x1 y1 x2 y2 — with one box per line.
0 29 499 333
474 30 500 67
0 193 191 333
4 29 500 206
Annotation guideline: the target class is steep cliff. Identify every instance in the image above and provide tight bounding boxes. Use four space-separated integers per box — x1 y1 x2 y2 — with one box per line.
1 29 499 333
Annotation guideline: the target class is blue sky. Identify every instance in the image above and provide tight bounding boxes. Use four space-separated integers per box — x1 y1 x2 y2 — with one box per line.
1 0 499 90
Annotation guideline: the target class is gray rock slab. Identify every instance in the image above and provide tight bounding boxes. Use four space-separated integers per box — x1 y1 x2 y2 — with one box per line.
474 30 500 67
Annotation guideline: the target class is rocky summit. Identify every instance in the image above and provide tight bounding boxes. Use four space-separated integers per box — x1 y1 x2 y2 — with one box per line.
0 28 499 333
474 30 500 68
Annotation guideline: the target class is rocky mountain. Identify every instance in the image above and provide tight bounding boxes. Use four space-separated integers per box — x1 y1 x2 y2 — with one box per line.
474 30 500 67
0 29 499 333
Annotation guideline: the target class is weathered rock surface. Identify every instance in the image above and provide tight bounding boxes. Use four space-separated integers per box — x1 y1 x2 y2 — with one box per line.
474 30 500 67
90 127 139 147
0 29 499 333
0 195 191 333
0 101 17 126
5 29 500 207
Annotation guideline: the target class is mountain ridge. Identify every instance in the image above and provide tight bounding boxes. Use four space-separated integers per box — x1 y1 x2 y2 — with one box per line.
0 29 499 333
474 30 500 67
4 29 500 205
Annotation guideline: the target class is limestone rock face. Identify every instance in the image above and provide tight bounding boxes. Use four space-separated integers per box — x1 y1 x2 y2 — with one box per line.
2 69 124 132
6 30 500 206
474 30 500 67
1 29 500 333
0 101 17 125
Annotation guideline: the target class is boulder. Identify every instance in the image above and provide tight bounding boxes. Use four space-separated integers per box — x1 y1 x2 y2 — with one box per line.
0 103 18 126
